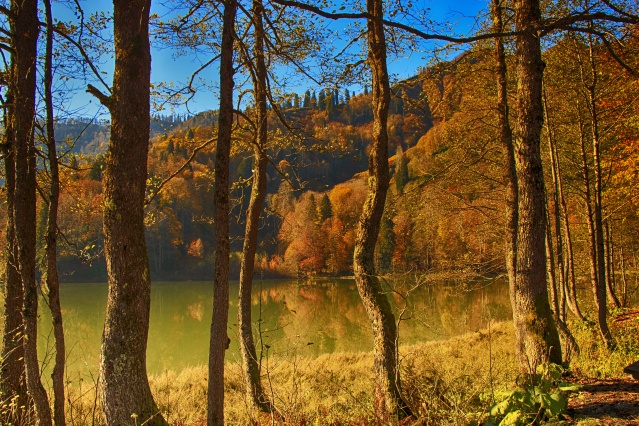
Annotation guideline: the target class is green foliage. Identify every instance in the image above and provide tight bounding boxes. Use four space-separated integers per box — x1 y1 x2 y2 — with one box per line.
88 154 106 181
487 364 580 425
394 146 409 193
376 212 395 272
317 193 332 223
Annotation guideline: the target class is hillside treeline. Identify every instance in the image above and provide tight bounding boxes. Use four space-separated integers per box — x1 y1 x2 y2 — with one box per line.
32 36 638 291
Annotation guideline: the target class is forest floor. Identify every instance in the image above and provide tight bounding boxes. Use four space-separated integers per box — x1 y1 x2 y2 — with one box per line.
567 377 639 425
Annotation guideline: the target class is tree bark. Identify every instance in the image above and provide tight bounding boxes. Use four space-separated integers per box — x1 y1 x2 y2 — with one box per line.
10 0 53 423
585 36 615 347
578 116 613 348
543 90 584 321
98 1 168 424
353 0 411 419
0 88 29 424
511 0 562 371
238 0 273 414
605 221 620 308
208 0 237 423
43 0 67 423
491 0 518 304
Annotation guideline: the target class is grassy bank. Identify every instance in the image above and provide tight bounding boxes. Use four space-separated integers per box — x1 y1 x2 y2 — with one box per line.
47 312 639 424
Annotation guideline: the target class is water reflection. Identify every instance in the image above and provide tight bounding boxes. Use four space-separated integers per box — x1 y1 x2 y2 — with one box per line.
38 277 511 377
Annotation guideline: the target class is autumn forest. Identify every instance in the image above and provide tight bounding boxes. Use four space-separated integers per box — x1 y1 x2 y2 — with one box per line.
1 0 639 424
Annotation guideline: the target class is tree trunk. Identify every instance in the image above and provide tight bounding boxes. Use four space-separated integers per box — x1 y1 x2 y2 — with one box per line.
43 0 67 423
543 90 584 321
238 0 273 413
353 0 411 419
208 0 237 423
605 221 620 308
98 1 168 424
578 118 614 347
0 89 29 424
546 209 579 359
10 0 53 423
511 0 562 371
491 0 518 303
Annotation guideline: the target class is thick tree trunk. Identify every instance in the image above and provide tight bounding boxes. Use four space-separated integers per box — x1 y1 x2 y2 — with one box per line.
10 0 53 423
511 0 562 371
98 1 168 424
491 0 518 299
353 0 411 419
208 0 237 423
43 0 67 423
0 91 29 423
238 0 273 413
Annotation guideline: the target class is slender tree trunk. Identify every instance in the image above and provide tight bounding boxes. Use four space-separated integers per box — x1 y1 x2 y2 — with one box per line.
208 0 237 423
491 0 518 301
353 0 411 419
10 0 53 423
511 0 562 371
238 0 273 413
43 1 67 423
97 1 168 424
605 220 620 308
583 35 615 347
546 208 579 358
0 89 29 424
543 90 584 321
578 118 614 347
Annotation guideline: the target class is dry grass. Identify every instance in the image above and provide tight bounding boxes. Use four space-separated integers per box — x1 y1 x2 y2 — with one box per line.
60 321 518 425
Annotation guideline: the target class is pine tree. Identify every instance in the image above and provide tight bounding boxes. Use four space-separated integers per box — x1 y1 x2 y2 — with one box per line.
395 146 409 193
317 194 333 223
318 89 326 110
303 90 311 107
376 211 395 272
344 88 351 103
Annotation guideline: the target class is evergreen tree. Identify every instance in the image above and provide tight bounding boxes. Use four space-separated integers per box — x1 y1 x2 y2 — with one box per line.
294 93 300 108
306 194 318 223
303 90 311 107
318 89 326 110
311 90 317 108
376 211 395 272
333 88 339 106
395 146 409 193
344 88 350 103
317 194 333 223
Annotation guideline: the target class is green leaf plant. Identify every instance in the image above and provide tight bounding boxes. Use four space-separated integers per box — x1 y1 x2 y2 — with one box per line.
487 363 580 425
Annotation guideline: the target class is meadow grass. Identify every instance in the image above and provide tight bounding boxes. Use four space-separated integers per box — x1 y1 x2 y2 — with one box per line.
35 312 639 425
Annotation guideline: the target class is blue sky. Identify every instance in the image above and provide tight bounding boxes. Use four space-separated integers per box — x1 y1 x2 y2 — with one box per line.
53 0 488 118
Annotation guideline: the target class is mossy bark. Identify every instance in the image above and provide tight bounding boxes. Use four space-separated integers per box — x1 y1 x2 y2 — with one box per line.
99 1 168 424
353 0 411 419
511 0 562 371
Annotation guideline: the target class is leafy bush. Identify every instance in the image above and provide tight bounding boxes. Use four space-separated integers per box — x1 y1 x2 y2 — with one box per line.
486 363 580 425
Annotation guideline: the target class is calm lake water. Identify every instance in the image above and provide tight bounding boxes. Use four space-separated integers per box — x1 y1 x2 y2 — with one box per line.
37 277 511 378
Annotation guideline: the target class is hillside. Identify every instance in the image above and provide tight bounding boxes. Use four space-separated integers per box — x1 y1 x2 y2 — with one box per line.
50 41 639 283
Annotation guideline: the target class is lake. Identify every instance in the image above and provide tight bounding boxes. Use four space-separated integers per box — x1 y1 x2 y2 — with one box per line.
37 277 511 379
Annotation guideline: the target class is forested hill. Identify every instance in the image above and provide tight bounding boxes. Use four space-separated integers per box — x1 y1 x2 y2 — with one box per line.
51 40 639 282
53 112 216 154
